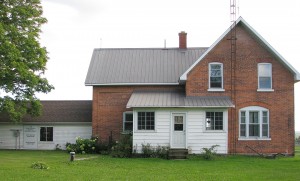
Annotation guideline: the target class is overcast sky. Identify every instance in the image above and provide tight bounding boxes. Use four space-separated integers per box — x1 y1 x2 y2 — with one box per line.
38 0 300 131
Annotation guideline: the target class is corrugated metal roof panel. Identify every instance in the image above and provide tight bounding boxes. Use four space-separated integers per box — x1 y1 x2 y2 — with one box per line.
85 48 208 85
0 101 92 123
127 91 234 108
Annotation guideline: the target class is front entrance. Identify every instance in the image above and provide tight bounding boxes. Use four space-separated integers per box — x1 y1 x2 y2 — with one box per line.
171 113 186 148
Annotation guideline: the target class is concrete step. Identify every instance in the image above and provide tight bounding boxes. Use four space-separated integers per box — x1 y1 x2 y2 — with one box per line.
168 149 188 159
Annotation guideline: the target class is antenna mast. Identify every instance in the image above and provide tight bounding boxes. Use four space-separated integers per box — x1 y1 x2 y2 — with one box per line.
230 0 237 154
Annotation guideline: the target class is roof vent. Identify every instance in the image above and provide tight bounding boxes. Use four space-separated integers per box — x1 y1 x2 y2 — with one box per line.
179 31 187 49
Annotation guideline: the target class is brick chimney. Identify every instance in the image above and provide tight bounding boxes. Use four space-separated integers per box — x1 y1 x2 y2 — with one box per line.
178 31 187 49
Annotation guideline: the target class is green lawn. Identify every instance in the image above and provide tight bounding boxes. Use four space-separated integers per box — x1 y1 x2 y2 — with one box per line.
1 147 300 181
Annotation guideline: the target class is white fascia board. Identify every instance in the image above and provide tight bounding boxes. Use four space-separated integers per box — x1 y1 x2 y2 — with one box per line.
240 18 300 82
85 82 179 86
179 18 243 81
179 16 300 82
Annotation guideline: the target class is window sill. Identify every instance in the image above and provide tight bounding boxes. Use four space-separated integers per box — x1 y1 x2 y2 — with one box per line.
204 130 226 133
135 130 156 133
238 137 271 141
207 88 225 92
257 89 274 92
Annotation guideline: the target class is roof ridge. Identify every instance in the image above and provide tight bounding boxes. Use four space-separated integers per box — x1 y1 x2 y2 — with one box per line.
94 47 208 51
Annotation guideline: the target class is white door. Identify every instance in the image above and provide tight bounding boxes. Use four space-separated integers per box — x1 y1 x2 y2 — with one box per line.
172 113 186 148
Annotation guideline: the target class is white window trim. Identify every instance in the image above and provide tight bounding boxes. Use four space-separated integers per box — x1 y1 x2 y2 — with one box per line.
204 109 227 133
123 111 133 133
257 63 273 91
238 106 270 140
208 62 224 91
134 110 156 133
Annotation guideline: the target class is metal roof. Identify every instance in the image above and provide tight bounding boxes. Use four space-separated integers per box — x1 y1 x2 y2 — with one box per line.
85 48 208 85
0 101 92 124
126 91 234 108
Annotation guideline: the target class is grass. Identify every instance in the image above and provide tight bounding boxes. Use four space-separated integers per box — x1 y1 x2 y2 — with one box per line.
0 147 300 181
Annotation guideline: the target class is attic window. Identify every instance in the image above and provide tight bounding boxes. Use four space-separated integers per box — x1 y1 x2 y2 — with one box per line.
208 63 224 90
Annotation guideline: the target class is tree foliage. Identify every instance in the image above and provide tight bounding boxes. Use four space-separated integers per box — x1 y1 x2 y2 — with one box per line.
0 0 54 122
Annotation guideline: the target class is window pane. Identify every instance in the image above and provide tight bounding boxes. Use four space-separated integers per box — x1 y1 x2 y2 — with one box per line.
40 127 46 141
263 111 268 123
175 116 183 124
258 64 271 76
211 64 221 70
249 112 259 123
240 124 246 136
47 127 53 141
125 113 133 122
241 111 246 123
249 125 260 137
124 122 133 131
262 124 268 137
174 124 183 131
259 77 271 89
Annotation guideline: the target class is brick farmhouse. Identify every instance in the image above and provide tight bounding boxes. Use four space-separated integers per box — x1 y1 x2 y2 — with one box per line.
85 17 300 155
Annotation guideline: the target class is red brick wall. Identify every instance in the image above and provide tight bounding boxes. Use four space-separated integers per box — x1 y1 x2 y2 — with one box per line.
92 85 184 142
186 25 295 155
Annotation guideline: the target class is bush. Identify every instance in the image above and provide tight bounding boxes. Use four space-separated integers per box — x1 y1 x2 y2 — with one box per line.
66 137 99 154
111 134 132 158
31 162 49 170
201 145 219 160
140 143 169 158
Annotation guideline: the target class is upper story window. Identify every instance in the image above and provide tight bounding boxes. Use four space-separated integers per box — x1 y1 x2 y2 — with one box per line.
239 106 270 140
258 63 272 90
209 63 224 90
137 112 155 130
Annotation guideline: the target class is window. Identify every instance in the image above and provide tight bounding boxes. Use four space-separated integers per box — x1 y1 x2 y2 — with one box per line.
239 106 269 139
206 112 223 130
258 63 272 89
137 112 155 130
174 115 184 131
123 112 133 132
209 63 223 89
40 127 53 141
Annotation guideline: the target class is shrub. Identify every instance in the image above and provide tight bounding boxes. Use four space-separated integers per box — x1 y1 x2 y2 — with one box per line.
31 162 49 170
140 143 169 158
111 134 132 158
66 137 99 154
201 145 219 160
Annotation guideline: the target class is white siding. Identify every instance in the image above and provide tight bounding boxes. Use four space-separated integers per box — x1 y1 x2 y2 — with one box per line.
187 110 228 154
0 125 24 149
132 108 228 154
133 110 170 152
0 124 92 150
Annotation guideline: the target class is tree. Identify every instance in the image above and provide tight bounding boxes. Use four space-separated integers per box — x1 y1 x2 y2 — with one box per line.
0 0 54 122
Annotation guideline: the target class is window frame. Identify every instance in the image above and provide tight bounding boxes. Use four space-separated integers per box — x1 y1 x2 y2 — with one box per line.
239 106 270 140
136 111 155 131
123 111 133 133
208 62 224 91
40 127 53 142
257 63 273 91
205 111 224 131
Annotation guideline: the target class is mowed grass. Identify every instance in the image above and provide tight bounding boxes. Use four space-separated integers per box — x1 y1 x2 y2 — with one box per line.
1 147 300 181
